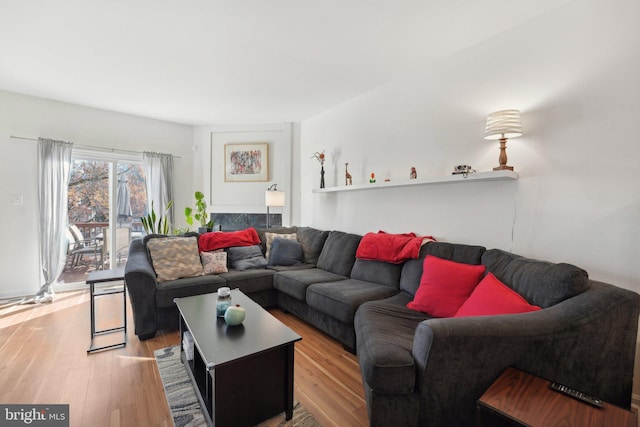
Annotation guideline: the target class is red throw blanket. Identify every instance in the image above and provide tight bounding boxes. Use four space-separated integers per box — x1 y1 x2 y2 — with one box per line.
356 231 435 264
198 227 261 252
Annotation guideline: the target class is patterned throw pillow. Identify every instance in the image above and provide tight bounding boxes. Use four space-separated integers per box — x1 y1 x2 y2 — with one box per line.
146 236 205 282
200 250 228 274
264 232 297 259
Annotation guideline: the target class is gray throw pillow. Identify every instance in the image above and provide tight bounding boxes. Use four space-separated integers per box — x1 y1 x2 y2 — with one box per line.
268 238 304 266
232 256 268 271
227 245 268 271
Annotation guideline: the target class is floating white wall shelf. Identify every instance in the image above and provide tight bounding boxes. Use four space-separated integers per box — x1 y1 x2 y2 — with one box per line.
311 170 518 193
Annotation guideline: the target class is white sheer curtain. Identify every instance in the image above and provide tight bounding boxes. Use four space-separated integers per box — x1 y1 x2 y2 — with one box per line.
33 138 73 303
143 151 174 229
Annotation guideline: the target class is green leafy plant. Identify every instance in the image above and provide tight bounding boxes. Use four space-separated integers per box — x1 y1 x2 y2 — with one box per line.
141 200 173 235
173 226 190 235
184 191 214 230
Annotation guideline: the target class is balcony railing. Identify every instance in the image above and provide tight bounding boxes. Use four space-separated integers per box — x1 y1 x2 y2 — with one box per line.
73 221 144 239
59 221 144 284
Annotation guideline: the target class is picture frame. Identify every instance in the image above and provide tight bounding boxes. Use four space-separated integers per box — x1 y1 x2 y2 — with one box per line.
224 143 269 182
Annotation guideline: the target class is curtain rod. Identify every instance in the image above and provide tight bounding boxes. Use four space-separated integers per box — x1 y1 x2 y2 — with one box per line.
10 135 182 159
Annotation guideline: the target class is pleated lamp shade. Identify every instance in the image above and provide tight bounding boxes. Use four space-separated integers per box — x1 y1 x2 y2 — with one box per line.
484 109 522 171
484 109 523 140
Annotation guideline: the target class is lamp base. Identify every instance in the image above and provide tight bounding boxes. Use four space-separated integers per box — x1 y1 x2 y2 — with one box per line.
266 206 270 229
493 165 514 171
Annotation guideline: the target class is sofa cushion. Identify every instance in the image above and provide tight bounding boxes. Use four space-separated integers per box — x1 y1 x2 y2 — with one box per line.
355 292 430 394
273 268 346 301
219 268 275 294
306 279 399 324
481 249 589 308
407 255 486 317
146 236 205 282
296 226 330 265
227 245 268 270
454 272 541 317
400 242 486 296
268 238 304 266
316 231 362 277
155 274 226 307
267 263 316 272
351 259 403 289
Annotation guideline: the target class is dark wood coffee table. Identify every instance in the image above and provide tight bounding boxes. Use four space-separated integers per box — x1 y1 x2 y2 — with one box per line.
175 289 302 427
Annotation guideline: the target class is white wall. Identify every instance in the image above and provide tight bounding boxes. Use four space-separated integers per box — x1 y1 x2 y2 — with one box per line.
0 90 194 298
301 0 640 293
191 123 298 226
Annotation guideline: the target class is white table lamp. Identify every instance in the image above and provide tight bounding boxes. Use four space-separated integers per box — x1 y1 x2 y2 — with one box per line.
484 109 522 171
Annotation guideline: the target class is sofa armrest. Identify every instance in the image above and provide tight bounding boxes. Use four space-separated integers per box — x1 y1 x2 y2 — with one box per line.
411 281 640 426
124 239 159 339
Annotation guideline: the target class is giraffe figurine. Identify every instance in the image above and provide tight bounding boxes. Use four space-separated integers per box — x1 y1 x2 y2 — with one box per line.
345 163 352 186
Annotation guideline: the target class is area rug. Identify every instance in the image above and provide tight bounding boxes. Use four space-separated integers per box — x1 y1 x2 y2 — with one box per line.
154 346 321 427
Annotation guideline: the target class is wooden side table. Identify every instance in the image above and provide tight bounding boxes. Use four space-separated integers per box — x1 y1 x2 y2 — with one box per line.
477 367 637 427
86 268 127 353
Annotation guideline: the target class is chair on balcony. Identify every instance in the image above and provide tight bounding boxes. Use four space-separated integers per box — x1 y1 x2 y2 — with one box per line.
68 224 104 269
102 227 132 268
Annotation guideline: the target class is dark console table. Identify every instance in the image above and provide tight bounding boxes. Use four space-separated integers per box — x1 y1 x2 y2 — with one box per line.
477 367 637 426
175 290 301 426
86 268 127 353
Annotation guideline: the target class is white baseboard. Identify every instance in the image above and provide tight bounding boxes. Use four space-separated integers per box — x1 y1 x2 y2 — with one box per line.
1 282 88 300
55 282 88 293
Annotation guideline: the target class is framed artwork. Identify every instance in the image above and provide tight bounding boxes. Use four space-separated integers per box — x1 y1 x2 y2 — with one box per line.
224 143 269 182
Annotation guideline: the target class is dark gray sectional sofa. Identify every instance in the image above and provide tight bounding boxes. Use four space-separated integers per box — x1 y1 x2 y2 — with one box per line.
124 226 640 427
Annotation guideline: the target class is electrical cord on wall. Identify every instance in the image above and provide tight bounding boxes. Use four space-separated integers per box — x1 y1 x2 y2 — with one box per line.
509 178 520 253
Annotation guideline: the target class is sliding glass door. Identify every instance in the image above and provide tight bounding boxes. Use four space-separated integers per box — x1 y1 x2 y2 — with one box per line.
58 150 146 284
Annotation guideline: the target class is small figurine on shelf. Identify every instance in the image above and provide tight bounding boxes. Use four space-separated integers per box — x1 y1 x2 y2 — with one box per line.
311 150 326 188
369 172 376 183
410 167 417 179
345 163 352 186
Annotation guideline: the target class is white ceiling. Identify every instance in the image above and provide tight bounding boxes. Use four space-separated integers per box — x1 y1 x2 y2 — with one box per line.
0 1 568 126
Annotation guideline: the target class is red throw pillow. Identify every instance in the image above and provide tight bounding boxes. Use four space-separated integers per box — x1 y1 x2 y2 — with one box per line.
407 255 486 317
454 273 542 317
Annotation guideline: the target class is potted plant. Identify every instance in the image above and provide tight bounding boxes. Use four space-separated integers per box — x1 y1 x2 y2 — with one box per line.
185 191 214 233
141 201 173 235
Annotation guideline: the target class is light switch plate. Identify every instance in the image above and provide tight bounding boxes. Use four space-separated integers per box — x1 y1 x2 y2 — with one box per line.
11 194 23 205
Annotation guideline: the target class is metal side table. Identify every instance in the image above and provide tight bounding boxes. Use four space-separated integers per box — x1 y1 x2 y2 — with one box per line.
86 268 127 353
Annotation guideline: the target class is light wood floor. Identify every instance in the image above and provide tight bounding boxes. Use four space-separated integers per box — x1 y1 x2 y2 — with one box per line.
0 289 368 427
